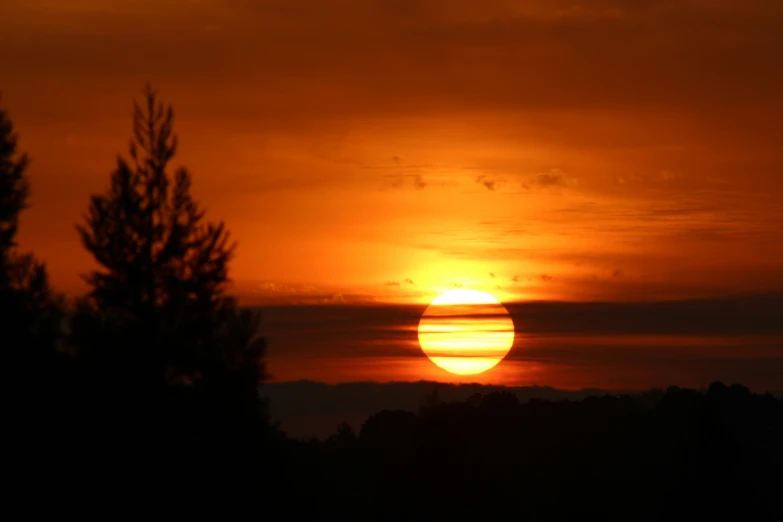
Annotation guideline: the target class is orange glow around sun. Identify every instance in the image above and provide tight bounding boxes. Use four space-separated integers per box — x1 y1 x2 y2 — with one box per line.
417 289 516 375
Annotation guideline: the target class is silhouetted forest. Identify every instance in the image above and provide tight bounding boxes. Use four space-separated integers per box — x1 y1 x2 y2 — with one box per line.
282 383 783 521
262 380 641 438
3 89 782 519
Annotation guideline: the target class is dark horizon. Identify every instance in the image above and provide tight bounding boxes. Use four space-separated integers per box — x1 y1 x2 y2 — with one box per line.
261 378 783 439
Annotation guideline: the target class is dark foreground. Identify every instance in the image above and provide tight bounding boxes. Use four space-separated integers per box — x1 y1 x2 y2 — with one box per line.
39 354 782 521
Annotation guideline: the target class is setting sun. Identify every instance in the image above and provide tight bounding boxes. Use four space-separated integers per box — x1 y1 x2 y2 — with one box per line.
417 289 516 375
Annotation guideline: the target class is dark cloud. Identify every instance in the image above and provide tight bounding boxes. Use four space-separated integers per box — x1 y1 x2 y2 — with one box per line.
379 173 428 191
258 293 783 357
475 175 499 191
522 169 579 191
242 289 378 306
365 158 459 191
504 293 783 337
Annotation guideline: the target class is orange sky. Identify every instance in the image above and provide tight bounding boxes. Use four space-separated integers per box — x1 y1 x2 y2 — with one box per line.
2 0 783 305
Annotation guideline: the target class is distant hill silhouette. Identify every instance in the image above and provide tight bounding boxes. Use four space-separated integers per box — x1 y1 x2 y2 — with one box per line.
265 380 647 439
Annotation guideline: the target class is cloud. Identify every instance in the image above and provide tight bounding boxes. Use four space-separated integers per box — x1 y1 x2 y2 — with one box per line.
478 170 579 193
475 175 501 191
256 292 783 357
254 282 320 294
379 173 429 191
367 157 460 191
523 169 579 191
253 291 783 351
241 282 378 305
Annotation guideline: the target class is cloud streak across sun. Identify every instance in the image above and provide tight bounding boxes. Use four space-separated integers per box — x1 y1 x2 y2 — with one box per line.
257 293 783 391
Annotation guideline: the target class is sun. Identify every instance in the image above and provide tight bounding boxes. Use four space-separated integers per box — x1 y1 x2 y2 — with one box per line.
417 289 515 376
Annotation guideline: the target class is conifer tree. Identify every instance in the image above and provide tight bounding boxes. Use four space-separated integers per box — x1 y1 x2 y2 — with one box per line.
0 96 62 354
75 85 265 387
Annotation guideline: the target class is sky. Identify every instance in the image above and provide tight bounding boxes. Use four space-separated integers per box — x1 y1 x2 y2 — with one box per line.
2 1 782 390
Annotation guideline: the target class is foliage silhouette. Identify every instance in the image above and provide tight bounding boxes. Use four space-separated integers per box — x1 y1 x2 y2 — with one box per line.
68 85 269 481
281 382 783 521
74 85 251 379
0 96 63 356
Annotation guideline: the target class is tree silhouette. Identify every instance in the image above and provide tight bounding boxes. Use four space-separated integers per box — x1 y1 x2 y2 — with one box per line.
70 86 269 477
0 96 28 256
0 95 62 356
74 84 264 387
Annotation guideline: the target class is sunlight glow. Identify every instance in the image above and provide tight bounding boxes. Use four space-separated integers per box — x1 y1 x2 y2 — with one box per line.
418 289 515 376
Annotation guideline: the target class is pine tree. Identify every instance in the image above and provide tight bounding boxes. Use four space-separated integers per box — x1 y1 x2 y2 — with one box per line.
0 95 62 355
75 84 265 387
72 86 270 478
0 97 29 259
